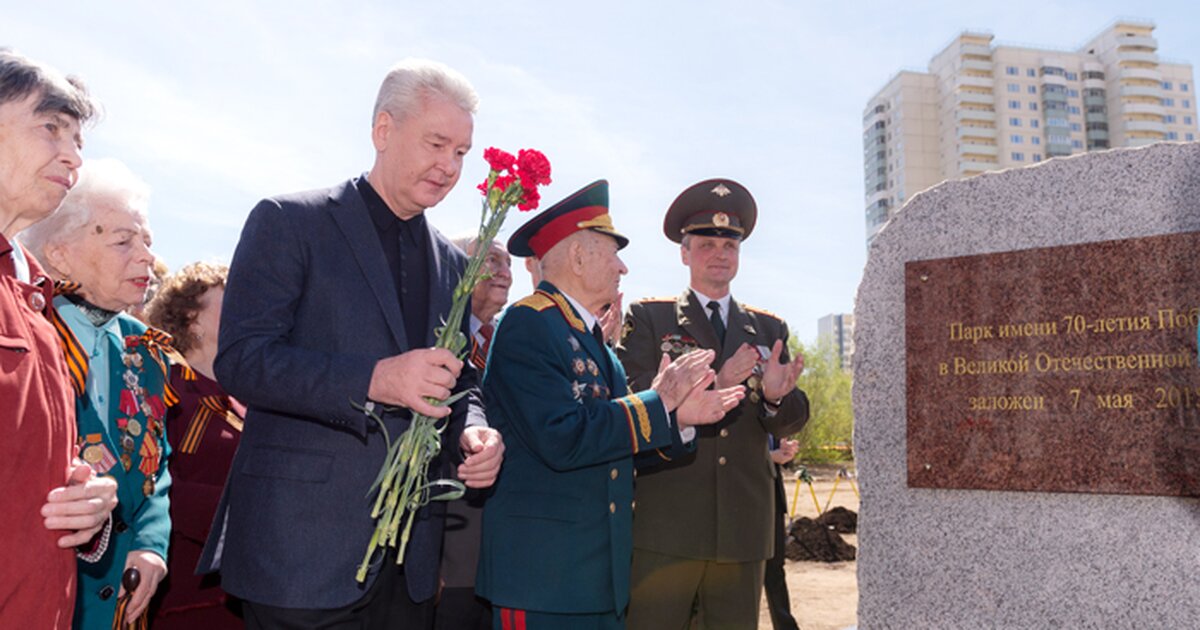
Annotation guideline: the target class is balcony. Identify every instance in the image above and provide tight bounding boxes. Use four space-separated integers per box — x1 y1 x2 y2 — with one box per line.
1126 135 1162 146
1118 50 1159 65
1124 102 1164 116
956 75 994 90
959 159 999 173
1121 85 1163 98
1117 35 1158 50
959 143 999 157
961 44 992 58
958 126 998 140
1083 78 1106 90
957 91 995 106
962 59 992 72
1125 119 1166 133
957 108 997 123
1041 74 1067 87
1120 67 1162 82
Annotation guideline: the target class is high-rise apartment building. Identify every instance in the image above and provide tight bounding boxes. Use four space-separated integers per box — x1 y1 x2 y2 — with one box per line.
817 313 855 371
864 20 1197 243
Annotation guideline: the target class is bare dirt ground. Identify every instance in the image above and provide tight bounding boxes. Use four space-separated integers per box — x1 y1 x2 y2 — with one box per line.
758 464 859 630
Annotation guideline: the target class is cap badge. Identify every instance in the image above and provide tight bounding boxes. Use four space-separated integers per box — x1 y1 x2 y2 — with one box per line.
713 212 730 227
711 183 732 197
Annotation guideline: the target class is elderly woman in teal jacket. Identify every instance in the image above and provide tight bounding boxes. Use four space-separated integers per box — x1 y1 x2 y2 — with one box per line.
21 158 172 629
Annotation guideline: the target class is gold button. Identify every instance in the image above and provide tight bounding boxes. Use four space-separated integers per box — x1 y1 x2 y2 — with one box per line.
609 502 616 513
631 500 636 510
718 456 727 466
610 468 618 480
719 428 729 438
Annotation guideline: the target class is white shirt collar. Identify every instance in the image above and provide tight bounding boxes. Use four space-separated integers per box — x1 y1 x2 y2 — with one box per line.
559 289 599 332
10 242 30 284
690 287 731 324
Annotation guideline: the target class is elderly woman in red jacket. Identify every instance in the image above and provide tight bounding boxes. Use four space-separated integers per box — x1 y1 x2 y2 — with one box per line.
0 49 118 629
145 261 244 627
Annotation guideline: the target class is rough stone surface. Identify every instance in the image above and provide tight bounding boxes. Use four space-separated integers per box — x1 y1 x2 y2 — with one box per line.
854 143 1200 629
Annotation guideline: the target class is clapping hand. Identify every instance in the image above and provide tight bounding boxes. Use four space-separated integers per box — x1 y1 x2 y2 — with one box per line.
715 343 759 389
761 340 804 403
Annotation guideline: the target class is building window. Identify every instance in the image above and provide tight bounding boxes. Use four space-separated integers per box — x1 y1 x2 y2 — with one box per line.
1066 72 1078 80
1009 117 1021 126
1008 99 1021 109
1011 152 1025 161
1183 99 1191 108
1031 120 1040 129
1163 81 1174 90
1072 139 1083 148
1027 68 1037 77
1008 83 1019 92
1032 136 1041 144
1165 114 1176 123
1068 89 1079 98
1028 85 1038 94
1029 102 1039 111
1010 134 1024 143
1183 83 1190 92
1033 153 1043 161
1188 133 1195 141
1162 97 1175 107
1186 116 1193 125
1006 66 1018 75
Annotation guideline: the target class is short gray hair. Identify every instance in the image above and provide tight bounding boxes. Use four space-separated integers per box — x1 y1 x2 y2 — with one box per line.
20 158 150 265
0 49 98 125
372 58 478 124
450 233 480 256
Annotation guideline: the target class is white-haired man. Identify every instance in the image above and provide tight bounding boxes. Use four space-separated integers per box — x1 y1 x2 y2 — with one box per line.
200 59 504 628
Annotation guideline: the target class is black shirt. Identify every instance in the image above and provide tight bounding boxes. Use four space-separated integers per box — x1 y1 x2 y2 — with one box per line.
356 175 431 348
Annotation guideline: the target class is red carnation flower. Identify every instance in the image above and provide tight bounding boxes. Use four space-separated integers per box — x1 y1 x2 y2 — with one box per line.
483 147 516 172
518 186 541 211
515 149 552 187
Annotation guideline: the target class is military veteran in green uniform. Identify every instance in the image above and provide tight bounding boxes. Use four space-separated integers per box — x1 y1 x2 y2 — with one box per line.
476 180 745 630
619 178 810 630
22 159 173 629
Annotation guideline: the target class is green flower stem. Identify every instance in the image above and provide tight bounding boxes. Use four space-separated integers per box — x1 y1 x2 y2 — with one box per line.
356 180 524 583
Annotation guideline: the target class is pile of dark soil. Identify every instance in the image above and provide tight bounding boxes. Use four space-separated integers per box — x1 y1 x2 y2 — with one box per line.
785 511 857 563
815 506 857 533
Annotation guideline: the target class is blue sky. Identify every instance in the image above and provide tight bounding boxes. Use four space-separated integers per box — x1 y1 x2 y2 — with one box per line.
8 1 1198 340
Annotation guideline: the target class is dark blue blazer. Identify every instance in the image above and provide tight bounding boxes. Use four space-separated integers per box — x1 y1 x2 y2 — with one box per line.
476 283 689 616
198 178 483 608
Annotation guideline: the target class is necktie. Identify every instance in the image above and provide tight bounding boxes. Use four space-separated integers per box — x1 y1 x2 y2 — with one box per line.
471 323 494 369
707 300 726 345
592 322 606 348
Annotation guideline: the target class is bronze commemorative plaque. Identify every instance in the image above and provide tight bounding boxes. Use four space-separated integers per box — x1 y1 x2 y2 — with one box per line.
906 231 1200 496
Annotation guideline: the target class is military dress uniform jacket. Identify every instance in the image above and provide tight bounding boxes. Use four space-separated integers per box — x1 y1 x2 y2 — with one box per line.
618 290 809 562
61 304 173 629
477 282 689 616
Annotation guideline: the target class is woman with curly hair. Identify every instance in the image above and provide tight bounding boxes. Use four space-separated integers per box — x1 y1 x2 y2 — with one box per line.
145 261 244 627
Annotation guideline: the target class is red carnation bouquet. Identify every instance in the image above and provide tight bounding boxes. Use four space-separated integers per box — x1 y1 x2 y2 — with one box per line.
357 148 551 581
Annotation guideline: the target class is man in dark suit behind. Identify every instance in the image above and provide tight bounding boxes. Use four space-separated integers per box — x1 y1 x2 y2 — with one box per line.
199 59 504 629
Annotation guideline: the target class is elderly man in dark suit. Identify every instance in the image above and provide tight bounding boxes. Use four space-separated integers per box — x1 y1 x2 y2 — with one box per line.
619 178 810 630
476 180 744 629
200 59 504 629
